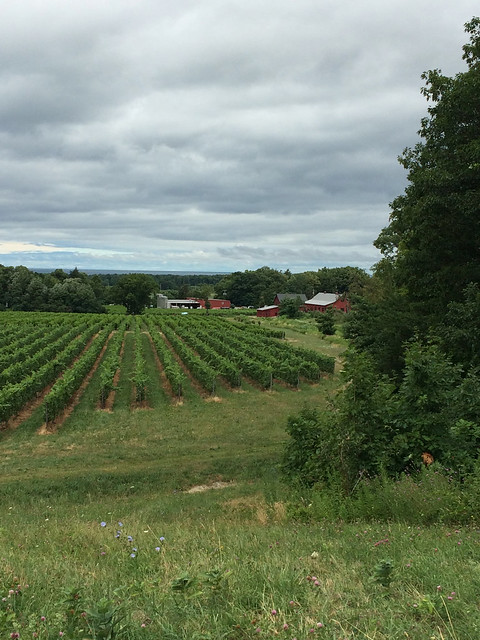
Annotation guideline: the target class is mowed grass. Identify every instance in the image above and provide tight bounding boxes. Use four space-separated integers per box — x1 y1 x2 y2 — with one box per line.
0 315 479 639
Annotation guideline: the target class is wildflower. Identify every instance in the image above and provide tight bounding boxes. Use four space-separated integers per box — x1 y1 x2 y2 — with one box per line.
448 596 453 600
59 633 64 637
100 551 106 556
159 536 165 542
10 633 20 639
437 585 442 591
100 522 106 527
128 536 133 542
311 551 319 559
283 623 289 630
41 616 46 621
132 547 138 552
271 609 277 616
155 547 161 552
130 553 136 558
141 623 146 628
118 522 123 527
317 622 324 628
115 532 121 538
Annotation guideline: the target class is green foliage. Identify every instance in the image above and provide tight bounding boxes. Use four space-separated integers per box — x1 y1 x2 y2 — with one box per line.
85 596 125 640
0 265 105 313
284 338 480 491
286 21 480 497
315 309 335 335
216 266 288 307
373 559 394 587
437 282 480 368
111 274 157 315
374 18 480 321
279 297 302 318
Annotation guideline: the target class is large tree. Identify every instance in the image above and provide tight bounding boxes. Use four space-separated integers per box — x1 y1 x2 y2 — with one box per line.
111 273 158 314
375 17 480 319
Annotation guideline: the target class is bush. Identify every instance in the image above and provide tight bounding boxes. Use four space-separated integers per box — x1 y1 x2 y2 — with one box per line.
316 309 335 335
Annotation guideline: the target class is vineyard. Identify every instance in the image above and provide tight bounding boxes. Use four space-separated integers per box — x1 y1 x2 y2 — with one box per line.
0 311 335 430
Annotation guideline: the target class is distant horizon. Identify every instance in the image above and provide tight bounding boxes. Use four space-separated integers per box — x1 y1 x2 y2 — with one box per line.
31 267 231 276
1 263 372 276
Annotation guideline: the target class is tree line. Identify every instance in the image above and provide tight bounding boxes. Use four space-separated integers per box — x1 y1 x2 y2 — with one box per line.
0 264 369 314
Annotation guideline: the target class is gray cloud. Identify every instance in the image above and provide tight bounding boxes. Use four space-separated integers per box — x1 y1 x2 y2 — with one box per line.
0 0 478 273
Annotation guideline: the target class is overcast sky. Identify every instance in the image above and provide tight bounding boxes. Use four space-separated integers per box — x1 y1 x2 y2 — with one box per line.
0 0 478 274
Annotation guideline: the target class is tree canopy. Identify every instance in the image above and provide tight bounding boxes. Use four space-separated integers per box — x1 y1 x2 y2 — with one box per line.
110 273 158 315
287 19 480 489
375 17 480 319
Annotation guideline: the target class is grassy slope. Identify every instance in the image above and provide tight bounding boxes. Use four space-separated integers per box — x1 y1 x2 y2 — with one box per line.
0 315 478 639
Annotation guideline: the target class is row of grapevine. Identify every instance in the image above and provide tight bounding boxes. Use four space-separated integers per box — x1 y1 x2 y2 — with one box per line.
0 325 49 363
157 320 217 394
233 317 286 339
168 314 335 386
226 318 335 376
43 326 113 424
144 317 184 397
187 318 276 387
159 317 242 388
168 316 298 387
0 320 107 425
98 321 127 407
0 320 91 386
132 320 149 403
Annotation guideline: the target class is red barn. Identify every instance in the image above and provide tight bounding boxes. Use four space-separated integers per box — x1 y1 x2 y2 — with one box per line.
195 298 231 309
256 305 279 317
304 292 350 313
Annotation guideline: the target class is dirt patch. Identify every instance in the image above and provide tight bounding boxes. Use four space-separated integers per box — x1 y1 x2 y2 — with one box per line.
205 395 222 403
185 481 235 493
223 495 286 524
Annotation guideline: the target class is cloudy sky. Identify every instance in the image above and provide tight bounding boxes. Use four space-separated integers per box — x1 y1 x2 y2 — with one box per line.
0 0 478 274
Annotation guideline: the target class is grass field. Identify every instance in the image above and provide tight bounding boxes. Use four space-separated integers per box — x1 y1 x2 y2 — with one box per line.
0 313 479 639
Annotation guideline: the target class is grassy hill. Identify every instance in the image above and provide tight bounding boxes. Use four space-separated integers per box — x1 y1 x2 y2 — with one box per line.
0 313 478 639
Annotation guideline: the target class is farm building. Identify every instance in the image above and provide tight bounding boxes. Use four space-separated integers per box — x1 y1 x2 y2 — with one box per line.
256 305 279 318
304 292 350 313
273 293 307 306
156 294 201 309
156 294 231 310
194 298 231 309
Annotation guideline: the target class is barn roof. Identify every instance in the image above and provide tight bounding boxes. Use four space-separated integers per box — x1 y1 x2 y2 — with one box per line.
275 293 307 302
304 292 339 306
